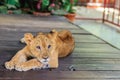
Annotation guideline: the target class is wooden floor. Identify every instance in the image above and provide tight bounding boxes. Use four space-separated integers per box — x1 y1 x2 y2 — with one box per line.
0 14 120 80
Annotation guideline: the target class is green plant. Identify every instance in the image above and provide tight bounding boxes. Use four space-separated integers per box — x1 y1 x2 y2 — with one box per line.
0 6 7 14
41 0 49 12
5 0 20 10
68 8 76 13
0 0 78 15
62 0 77 13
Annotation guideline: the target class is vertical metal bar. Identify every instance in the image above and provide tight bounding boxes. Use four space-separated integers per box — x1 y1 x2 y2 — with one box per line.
106 0 110 20
118 0 120 25
103 0 107 23
112 0 116 22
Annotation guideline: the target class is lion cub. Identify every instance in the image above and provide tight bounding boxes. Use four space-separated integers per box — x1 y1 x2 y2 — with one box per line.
5 29 75 71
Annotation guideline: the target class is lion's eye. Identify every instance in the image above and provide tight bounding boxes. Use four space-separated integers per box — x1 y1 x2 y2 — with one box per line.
36 46 41 50
48 45 51 49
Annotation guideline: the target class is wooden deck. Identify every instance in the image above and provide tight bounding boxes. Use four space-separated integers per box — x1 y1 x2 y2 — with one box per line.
0 14 120 80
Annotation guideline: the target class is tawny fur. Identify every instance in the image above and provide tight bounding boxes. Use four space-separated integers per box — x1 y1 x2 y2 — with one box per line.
5 29 75 71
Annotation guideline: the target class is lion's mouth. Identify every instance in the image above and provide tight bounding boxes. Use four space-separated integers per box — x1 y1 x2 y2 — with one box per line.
39 58 50 69
40 58 50 64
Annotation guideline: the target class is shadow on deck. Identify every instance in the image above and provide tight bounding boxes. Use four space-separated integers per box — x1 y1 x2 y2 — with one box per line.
0 14 120 80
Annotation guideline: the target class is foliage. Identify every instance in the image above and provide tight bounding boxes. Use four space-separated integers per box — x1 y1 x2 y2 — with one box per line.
49 0 78 15
41 0 49 12
62 0 77 13
5 0 20 9
0 0 21 14
0 6 7 14
0 0 78 14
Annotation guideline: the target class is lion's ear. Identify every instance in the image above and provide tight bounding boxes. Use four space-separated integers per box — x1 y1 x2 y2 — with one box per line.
50 29 57 33
24 33 34 45
37 32 43 35
49 29 58 38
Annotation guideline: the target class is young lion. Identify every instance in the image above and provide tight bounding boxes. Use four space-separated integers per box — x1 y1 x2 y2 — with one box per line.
5 29 75 71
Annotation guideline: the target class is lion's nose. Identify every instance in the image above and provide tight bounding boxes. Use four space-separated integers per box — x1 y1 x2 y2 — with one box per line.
42 52 49 59
43 57 48 59
42 55 49 59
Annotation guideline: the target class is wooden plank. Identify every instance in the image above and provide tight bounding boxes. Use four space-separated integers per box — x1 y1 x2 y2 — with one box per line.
0 26 89 34
74 35 100 39
0 15 79 29
73 48 120 53
0 78 120 80
55 78 120 80
0 71 120 80
60 58 120 64
21 71 120 79
59 58 120 71
59 63 120 70
58 79 120 80
75 43 109 47
0 41 23 47
75 43 115 49
74 35 105 43
0 25 80 30
70 52 120 58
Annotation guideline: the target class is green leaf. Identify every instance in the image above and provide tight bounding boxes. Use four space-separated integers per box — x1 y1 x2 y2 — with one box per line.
5 0 20 8
6 4 16 9
42 0 49 6
41 0 49 11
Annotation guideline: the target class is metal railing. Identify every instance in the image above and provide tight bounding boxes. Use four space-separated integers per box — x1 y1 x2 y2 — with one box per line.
76 0 120 27
103 0 120 27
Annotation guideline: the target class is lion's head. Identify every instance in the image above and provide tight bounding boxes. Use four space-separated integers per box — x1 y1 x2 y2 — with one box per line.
23 31 57 65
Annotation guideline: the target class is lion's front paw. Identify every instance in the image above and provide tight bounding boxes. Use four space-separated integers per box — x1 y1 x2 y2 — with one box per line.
5 61 15 70
49 62 58 68
15 64 31 71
